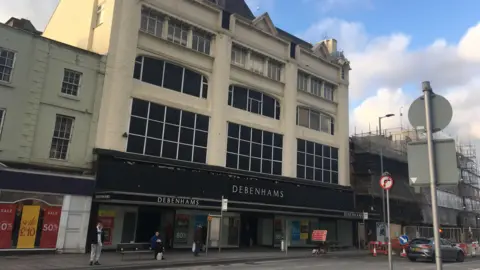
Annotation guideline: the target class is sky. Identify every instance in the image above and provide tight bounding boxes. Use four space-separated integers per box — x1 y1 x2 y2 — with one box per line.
1 0 480 147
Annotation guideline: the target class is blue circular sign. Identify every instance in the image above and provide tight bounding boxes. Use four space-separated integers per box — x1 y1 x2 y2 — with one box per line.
399 235 409 245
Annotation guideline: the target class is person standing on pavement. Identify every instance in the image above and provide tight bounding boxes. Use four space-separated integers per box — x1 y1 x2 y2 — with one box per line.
90 221 105 266
193 225 203 256
150 231 165 260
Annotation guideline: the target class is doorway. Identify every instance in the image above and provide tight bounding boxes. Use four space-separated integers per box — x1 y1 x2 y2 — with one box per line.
135 206 162 243
240 214 259 247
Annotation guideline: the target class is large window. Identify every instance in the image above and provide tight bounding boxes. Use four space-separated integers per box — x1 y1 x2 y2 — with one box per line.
49 115 74 160
267 60 281 81
127 98 209 163
297 107 334 135
140 6 164 38
297 72 308 91
228 85 280 120
296 139 338 184
0 48 15 83
133 56 208 99
226 122 283 175
250 53 264 74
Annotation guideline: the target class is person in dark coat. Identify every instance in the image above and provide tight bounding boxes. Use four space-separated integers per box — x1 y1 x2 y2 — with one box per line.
90 222 105 266
193 225 203 256
150 231 165 260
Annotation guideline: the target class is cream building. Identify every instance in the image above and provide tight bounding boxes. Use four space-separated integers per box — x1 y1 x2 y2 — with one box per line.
0 18 105 253
43 0 358 250
44 0 350 185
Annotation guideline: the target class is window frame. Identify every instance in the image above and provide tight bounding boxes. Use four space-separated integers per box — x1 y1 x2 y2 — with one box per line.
192 30 211 55
296 106 334 135
126 98 209 164
134 56 208 99
140 7 164 38
296 139 339 184
49 114 75 160
231 45 247 67
323 83 334 101
297 72 308 91
226 122 283 175
228 85 281 120
267 60 282 81
61 69 82 97
250 53 264 74
0 47 16 83
0 108 5 139
167 19 188 47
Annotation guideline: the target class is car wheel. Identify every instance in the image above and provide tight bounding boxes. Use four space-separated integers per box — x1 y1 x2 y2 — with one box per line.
408 257 417 262
456 251 465 262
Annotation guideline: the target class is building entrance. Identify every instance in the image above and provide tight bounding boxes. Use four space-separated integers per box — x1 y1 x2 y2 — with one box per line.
240 213 258 247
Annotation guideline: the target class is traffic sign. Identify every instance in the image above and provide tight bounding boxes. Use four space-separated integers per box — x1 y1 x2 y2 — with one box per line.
221 198 228 212
379 175 394 190
408 93 452 133
399 235 409 245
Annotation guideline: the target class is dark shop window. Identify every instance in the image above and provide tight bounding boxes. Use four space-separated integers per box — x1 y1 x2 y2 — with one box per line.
126 98 209 163
296 139 339 184
227 85 280 120
226 122 282 175
133 56 208 99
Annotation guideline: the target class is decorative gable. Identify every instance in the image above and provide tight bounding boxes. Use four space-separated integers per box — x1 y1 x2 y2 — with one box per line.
312 42 330 59
252 12 278 36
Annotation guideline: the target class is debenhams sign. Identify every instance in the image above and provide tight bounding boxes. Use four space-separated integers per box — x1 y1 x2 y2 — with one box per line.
157 196 199 206
232 184 284 198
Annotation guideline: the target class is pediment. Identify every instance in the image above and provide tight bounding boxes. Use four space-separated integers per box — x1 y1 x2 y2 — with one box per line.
312 42 330 59
252 12 278 36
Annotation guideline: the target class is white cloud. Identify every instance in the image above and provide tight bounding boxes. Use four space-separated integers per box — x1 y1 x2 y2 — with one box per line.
0 0 58 31
301 19 480 143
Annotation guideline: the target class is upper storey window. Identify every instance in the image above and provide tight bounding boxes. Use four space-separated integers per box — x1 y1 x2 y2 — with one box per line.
297 71 335 101
228 85 280 120
134 56 208 99
231 43 283 82
140 6 212 55
297 107 334 135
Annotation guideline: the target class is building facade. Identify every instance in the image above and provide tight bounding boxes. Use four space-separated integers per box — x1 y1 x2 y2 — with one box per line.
44 0 362 250
0 19 105 253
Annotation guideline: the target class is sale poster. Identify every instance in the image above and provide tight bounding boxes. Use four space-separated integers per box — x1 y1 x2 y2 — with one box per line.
0 204 17 249
40 207 62 248
300 220 309 240
97 216 114 246
312 230 327 242
174 214 190 244
17 205 41 249
291 221 300 241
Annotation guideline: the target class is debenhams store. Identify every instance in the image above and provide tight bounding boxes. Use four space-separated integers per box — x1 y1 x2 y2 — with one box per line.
90 149 369 250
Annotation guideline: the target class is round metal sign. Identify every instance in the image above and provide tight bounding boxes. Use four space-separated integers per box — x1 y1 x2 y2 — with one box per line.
379 175 394 190
408 93 453 133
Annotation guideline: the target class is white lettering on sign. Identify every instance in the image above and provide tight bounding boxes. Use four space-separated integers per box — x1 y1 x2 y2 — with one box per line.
157 197 199 206
231 185 284 198
0 222 13 231
0 209 13 214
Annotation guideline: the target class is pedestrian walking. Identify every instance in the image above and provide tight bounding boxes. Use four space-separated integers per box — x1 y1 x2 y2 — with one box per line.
89 221 105 266
150 231 165 260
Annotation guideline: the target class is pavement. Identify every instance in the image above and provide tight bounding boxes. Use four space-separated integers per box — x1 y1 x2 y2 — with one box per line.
160 256 480 270
0 248 368 270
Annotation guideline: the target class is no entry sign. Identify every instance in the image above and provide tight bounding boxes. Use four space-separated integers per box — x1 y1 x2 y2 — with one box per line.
380 175 394 190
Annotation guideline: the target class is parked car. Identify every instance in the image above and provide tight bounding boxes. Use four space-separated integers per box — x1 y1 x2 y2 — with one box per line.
407 238 465 262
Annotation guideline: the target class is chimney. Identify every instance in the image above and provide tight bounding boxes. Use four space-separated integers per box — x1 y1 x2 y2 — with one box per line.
324 38 337 54
4 17 42 35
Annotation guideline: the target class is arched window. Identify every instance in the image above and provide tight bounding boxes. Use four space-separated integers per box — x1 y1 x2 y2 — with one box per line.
296 106 335 135
227 85 280 120
133 56 208 99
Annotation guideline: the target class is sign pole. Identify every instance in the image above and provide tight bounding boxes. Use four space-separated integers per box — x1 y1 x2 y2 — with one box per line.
219 196 224 253
423 82 442 269
386 188 392 270
206 216 211 256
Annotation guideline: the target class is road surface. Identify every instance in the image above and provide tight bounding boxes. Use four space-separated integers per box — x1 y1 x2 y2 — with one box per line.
157 256 480 270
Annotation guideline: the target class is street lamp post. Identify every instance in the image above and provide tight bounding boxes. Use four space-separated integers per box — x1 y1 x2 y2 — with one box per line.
378 114 394 235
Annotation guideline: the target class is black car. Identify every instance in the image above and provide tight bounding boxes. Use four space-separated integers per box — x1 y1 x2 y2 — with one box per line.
407 238 465 262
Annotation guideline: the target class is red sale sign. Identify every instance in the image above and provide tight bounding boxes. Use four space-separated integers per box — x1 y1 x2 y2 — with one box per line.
0 204 17 249
39 207 62 248
312 230 328 242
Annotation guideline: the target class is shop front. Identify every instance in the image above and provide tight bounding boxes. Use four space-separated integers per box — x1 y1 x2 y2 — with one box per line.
0 168 95 253
92 149 368 249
